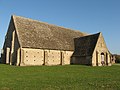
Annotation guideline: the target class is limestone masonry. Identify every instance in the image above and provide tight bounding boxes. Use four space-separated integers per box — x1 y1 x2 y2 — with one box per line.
1 15 113 66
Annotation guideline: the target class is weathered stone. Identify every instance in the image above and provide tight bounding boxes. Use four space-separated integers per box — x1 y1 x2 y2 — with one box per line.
1 15 112 66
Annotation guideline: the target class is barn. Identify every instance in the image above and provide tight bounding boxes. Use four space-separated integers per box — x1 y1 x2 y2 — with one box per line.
1 15 112 66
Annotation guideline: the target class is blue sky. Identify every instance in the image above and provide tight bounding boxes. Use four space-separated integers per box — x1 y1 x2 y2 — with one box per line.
0 0 120 54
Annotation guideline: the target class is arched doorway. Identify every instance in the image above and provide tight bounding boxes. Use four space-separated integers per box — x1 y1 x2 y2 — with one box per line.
101 53 105 66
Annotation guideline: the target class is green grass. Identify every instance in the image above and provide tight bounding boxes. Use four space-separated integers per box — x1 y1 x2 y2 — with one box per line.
0 64 120 90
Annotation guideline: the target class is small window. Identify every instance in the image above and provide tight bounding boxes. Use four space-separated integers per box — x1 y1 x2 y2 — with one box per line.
34 60 36 61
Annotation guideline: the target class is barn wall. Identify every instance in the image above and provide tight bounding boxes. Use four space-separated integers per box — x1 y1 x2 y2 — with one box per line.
62 51 73 65
71 56 91 65
1 18 15 64
92 33 111 66
1 17 20 65
19 48 73 66
71 56 85 64
12 31 20 65
20 48 44 66
44 50 61 65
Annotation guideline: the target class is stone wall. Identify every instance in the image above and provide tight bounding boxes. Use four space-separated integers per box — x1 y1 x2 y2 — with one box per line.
3 30 20 65
62 51 73 65
21 48 44 66
11 31 20 65
1 18 15 64
19 48 73 66
92 33 111 66
1 17 20 65
71 56 91 65
44 50 61 65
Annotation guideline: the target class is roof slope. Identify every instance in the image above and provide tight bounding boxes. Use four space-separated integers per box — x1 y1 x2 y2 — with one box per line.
73 33 100 56
12 15 85 51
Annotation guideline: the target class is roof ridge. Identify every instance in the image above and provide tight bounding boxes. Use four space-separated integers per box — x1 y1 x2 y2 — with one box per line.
79 32 101 38
11 15 85 50
12 15 87 35
11 15 22 47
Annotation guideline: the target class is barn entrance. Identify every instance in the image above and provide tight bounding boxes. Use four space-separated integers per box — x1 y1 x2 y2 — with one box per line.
101 53 105 66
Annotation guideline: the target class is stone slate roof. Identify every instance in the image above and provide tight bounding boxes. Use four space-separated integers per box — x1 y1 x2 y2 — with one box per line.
12 15 86 51
73 32 100 56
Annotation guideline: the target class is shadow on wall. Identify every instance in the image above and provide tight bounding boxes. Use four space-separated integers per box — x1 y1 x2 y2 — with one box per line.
70 56 76 65
70 56 83 65
70 56 90 66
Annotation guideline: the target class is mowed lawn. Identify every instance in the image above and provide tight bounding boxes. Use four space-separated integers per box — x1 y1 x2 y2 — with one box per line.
0 64 120 90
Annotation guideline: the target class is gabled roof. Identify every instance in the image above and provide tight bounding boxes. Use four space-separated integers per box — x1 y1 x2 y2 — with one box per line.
73 32 100 56
12 15 86 51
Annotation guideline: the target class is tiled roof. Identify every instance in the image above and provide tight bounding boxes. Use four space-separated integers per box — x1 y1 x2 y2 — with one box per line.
12 15 86 50
73 33 100 56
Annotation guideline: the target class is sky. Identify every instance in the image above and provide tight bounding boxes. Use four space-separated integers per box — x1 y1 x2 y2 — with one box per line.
0 0 120 54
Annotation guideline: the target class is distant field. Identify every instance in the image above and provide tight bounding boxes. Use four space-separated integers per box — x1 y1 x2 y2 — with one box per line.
0 64 120 90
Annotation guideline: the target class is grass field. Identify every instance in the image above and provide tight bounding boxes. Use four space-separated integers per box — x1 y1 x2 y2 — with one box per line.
0 64 120 90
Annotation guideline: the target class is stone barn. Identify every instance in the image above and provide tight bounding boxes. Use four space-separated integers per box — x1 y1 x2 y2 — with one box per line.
72 33 112 66
1 15 112 66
